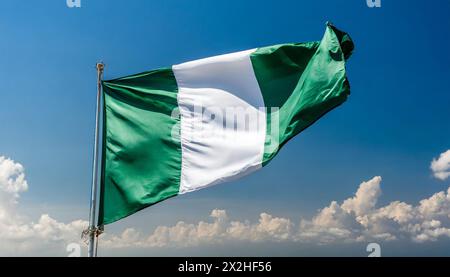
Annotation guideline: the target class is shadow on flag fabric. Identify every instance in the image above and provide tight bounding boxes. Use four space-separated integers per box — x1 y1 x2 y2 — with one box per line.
98 23 354 225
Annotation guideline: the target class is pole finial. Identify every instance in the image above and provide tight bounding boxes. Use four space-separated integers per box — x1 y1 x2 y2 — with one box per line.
96 62 105 73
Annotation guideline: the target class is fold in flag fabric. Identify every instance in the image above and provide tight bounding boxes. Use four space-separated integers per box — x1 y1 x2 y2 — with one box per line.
98 23 354 225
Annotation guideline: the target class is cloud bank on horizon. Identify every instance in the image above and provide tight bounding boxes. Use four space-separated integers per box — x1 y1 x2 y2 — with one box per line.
0 150 450 255
102 175 450 248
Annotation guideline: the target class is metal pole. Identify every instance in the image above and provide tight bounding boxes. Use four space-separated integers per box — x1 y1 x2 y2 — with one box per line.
88 62 104 257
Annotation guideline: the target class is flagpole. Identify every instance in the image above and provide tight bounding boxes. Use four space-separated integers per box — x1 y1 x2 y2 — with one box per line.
87 62 104 257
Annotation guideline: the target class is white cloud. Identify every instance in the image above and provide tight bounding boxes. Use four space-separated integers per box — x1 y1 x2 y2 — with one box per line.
299 176 450 244
431 150 450 180
0 156 28 209
341 176 382 216
0 156 88 256
101 209 294 249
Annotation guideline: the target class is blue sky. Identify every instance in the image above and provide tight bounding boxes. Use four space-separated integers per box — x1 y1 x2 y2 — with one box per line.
0 0 449 256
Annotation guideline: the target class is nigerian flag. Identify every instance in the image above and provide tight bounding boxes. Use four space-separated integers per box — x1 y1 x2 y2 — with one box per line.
98 23 354 225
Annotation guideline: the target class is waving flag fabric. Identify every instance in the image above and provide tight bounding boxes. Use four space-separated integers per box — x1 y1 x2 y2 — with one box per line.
98 23 354 225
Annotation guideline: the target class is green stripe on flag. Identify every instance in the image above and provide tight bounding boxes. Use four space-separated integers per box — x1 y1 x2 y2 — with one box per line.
251 24 353 164
99 68 182 225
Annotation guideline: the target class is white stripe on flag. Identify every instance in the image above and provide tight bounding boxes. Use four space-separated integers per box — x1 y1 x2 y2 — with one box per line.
173 49 266 194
